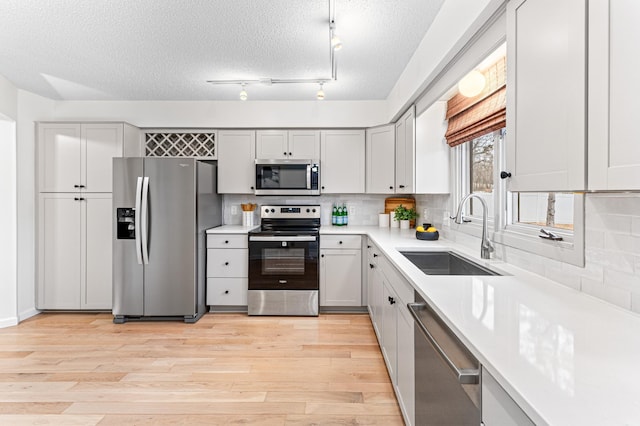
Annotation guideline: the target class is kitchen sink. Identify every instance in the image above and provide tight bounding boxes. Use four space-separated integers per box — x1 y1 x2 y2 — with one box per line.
400 251 502 276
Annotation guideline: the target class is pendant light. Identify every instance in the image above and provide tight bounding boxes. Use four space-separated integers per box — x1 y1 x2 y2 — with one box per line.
458 70 485 97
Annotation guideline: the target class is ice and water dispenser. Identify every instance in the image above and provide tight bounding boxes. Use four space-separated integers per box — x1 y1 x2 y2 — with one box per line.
116 208 136 239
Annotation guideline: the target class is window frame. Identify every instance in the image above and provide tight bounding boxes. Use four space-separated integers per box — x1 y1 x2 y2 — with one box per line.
450 129 585 267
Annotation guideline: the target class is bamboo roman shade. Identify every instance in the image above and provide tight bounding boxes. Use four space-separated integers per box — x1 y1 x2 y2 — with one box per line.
445 56 506 147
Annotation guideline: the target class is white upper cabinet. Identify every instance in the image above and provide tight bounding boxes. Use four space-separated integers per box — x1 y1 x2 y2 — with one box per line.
320 130 365 193
395 106 416 194
588 0 640 190
256 130 320 160
506 0 587 192
217 130 256 194
288 130 320 159
38 122 140 193
415 102 449 194
366 125 396 194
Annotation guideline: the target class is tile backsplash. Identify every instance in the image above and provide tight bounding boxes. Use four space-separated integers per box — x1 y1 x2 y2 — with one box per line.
222 194 393 226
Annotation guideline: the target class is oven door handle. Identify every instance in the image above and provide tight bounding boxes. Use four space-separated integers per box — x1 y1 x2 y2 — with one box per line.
249 236 317 242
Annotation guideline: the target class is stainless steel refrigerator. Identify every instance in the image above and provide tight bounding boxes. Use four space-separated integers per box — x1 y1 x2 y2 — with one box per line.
112 158 221 323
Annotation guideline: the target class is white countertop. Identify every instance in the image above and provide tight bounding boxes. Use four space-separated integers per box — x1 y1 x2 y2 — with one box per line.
206 225 258 234
321 226 640 425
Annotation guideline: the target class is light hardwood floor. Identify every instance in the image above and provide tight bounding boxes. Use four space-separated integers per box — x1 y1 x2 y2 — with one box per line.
0 313 404 425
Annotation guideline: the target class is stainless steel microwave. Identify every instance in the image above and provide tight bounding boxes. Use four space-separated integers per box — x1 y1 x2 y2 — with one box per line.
255 159 320 196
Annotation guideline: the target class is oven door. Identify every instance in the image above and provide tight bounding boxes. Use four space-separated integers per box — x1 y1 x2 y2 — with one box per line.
248 235 319 290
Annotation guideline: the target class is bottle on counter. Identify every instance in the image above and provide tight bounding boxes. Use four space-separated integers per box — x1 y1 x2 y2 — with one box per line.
343 203 348 226
332 204 337 225
336 204 344 226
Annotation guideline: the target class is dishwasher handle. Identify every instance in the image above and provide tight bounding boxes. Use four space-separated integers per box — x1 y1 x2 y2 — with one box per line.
408 302 480 385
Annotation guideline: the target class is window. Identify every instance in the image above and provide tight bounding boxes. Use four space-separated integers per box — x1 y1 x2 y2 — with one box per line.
512 192 574 231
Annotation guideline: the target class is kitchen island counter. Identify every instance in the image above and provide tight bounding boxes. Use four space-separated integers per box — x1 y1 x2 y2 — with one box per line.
321 226 640 425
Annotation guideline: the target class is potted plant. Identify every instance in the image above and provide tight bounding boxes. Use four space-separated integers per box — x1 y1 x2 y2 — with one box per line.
394 204 418 229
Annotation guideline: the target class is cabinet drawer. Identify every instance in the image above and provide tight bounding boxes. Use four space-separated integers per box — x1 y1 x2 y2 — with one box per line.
206 249 248 277
320 234 362 249
207 234 248 249
207 278 248 306
378 254 414 305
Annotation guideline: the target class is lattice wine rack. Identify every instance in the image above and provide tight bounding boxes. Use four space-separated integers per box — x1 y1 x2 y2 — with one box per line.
145 132 216 158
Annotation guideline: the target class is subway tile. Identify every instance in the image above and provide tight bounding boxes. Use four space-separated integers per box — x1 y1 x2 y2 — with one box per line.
604 233 636 253
545 266 581 290
632 217 640 237
586 214 632 233
604 269 640 293
585 229 605 249
581 278 632 310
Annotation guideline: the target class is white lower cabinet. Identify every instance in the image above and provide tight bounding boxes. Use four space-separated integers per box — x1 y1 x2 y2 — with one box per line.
206 234 249 308
366 239 414 425
37 193 112 310
320 235 362 307
482 368 535 426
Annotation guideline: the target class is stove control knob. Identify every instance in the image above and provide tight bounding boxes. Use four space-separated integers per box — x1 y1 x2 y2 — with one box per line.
306 208 310 213
312 208 316 213
264 209 269 214
270 208 275 213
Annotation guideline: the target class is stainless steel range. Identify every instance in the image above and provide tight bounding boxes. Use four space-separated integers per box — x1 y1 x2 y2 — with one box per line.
248 205 320 316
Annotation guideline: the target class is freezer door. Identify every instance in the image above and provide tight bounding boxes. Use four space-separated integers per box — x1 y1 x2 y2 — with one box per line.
143 158 197 317
112 158 144 316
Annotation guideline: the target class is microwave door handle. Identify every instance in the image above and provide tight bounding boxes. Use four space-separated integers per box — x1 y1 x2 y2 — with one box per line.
306 164 311 189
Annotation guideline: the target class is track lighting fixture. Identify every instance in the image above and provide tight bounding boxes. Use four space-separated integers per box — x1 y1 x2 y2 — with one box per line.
316 83 325 100
206 0 342 99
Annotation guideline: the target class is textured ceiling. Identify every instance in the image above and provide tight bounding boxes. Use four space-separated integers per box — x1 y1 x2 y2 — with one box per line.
0 0 445 101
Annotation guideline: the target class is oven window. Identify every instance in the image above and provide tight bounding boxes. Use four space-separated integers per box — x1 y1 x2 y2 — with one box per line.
262 248 305 275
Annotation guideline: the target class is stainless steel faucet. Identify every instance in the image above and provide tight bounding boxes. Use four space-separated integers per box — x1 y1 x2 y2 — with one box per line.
453 194 494 259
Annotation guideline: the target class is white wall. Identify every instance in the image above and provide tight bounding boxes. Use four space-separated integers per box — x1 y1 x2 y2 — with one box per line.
52 100 388 128
0 75 18 327
16 90 54 321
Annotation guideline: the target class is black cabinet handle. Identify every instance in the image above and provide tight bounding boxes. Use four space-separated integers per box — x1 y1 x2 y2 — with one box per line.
399 185 405 188
369 264 374 269
500 171 512 179
388 296 396 305
74 184 85 188
74 197 85 201
373 253 378 258
224 262 229 266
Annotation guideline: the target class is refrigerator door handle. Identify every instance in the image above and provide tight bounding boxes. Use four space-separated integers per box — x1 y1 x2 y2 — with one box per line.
141 176 150 264
134 176 143 265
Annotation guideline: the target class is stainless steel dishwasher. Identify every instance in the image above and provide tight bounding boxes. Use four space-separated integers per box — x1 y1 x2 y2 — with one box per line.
408 291 481 425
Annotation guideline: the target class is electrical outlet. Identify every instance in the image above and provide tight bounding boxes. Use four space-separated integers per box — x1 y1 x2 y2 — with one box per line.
231 205 238 215
349 206 355 215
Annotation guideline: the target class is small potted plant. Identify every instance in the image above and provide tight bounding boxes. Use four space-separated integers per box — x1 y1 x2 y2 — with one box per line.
394 204 418 229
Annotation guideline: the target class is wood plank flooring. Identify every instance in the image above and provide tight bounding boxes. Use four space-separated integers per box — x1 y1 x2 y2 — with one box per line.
0 313 404 425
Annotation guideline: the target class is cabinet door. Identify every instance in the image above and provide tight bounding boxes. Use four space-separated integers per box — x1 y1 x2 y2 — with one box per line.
381 281 398 383
256 130 288 159
320 249 362 306
82 123 124 192
369 262 384 339
589 0 640 190
218 130 256 194
482 368 535 426
366 125 396 194
395 107 415 194
397 305 415 426
83 194 113 309
38 123 82 192
288 130 320 159
415 102 449 194
320 130 365 193
38 194 81 309
506 0 587 191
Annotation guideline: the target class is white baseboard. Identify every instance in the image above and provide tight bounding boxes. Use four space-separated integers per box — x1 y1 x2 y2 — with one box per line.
0 316 18 329
18 307 39 322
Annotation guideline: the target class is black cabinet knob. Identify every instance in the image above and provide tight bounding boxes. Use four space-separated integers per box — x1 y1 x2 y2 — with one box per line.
224 262 229 266
389 297 396 305
339 241 343 244
321 254 324 258
321 186 325 190
389 186 393 189
224 290 229 294
500 171 512 179
283 152 287 156
373 253 378 258
225 240 229 244
367 245 371 249
289 152 292 156
369 264 374 269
